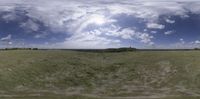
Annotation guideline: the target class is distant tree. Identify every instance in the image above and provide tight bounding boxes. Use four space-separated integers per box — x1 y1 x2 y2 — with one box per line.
194 48 200 50
32 48 38 50
105 47 137 52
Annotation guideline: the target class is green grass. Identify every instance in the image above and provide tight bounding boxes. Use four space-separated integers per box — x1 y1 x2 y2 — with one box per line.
0 95 99 99
0 50 200 98
1 95 200 99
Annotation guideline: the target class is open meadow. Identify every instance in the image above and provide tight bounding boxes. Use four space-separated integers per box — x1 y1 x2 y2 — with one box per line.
0 50 200 99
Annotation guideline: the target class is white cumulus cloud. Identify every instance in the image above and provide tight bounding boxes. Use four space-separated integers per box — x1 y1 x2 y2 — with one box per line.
147 23 165 29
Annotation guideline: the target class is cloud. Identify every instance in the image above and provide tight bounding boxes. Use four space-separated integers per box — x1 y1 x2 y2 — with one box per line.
194 40 200 44
0 0 200 48
55 31 121 49
147 23 165 29
1 34 12 41
139 33 154 44
156 39 200 49
20 19 40 32
164 31 174 35
165 19 175 24
34 32 48 39
151 31 157 34
75 14 116 34
180 38 185 44
56 23 155 48
1 1 185 31
102 26 135 39
99 25 154 44
2 13 18 22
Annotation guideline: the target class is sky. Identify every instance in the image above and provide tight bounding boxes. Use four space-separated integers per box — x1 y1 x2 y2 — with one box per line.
1 0 200 49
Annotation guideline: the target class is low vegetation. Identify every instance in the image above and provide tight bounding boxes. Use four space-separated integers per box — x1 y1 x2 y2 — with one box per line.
0 50 200 99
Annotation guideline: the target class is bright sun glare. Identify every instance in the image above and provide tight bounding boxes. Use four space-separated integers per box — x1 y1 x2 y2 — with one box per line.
90 15 106 25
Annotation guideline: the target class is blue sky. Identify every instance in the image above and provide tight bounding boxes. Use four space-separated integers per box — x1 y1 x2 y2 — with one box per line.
1 0 200 49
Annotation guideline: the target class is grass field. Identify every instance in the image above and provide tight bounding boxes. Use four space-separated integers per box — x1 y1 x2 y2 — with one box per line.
0 50 200 99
